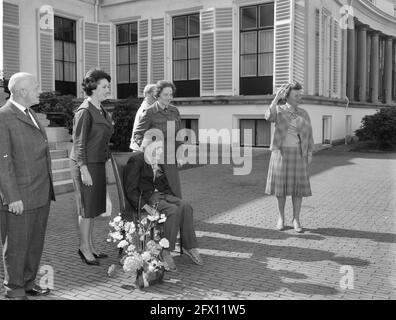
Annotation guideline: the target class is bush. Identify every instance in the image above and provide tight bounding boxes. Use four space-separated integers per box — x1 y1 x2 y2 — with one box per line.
109 97 142 151
355 106 396 149
35 91 78 135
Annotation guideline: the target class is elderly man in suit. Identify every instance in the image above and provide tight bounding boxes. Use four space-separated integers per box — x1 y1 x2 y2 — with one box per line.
0 72 55 300
123 136 203 272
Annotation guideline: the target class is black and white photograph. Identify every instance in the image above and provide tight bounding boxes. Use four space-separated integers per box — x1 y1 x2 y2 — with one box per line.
0 0 395 306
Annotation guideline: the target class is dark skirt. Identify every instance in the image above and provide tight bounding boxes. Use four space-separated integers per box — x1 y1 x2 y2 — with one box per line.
265 146 312 197
70 160 106 218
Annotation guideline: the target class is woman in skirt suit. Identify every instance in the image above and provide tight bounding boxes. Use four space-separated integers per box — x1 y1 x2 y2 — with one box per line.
70 69 114 265
264 82 314 233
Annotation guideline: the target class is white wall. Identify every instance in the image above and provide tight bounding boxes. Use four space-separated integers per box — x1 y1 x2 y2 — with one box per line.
177 103 379 146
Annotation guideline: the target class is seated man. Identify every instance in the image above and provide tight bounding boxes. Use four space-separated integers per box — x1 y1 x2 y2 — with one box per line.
123 138 203 272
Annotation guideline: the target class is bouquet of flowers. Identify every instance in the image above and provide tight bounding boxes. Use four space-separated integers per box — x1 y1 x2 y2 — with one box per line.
107 203 168 288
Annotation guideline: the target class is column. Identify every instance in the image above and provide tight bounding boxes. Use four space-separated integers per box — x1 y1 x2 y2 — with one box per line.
347 26 356 100
384 37 393 104
357 24 368 102
370 31 380 103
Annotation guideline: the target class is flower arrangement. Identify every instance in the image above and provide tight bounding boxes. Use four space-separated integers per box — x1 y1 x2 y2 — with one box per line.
107 203 168 288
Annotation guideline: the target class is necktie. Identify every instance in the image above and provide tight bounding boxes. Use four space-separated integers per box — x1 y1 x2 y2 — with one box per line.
24 108 39 128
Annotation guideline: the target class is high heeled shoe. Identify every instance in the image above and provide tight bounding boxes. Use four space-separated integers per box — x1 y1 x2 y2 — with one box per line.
292 219 303 233
78 250 100 265
92 252 108 259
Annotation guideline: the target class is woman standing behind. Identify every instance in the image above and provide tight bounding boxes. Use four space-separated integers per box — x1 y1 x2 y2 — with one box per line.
70 69 114 265
264 82 314 233
132 80 182 198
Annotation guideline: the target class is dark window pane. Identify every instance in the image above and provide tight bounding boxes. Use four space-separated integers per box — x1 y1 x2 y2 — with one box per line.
240 55 257 77
189 59 200 80
64 42 76 62
188 38 199 59
55 40 63 60
55 61 63 81
130 64 138 83
241 6 257 30
63 19 75 42
64 62 76 82
117 65 129 84
188 14 199 36
130 22 138 43
117 24 129 44
259 3 274 28
117 46 129 65
173 60 188 81
54 16 62 39
241 31 257 54
240 76 273 95
173 39 187 60
173 16 187 38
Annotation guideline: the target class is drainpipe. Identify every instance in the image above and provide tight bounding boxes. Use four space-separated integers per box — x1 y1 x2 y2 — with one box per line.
94 0 100 22
345 97 350 145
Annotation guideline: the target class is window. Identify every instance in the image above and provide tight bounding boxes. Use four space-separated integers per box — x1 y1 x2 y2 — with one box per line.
322 116 332 144
172 14 200 97
240 3 274 95
54 16 76 96
116 22 138 99
180 119 199 144
240 119 271 147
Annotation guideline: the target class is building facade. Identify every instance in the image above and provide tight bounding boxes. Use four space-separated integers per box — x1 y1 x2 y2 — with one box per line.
1 0 396 147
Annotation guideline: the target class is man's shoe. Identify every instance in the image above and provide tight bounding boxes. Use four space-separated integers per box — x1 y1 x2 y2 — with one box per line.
25 286 50 296
182 248 203 266
5 295 28 300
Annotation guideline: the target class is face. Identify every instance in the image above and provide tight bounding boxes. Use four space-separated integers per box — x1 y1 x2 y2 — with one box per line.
23 77 41 106
144 142 164 165
92 78 110 102
157 86 173 106
287 89 301 105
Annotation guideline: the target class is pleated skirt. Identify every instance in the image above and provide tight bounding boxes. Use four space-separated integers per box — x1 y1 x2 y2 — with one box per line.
265 146 312 197
70 160 106 218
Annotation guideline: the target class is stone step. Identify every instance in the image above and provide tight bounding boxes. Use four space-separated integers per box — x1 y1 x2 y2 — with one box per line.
53 179 74 195
50 149 68 160
52 168 72 182
51 158 70 170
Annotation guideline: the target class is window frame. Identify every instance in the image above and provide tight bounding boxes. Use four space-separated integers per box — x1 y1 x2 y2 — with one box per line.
54 15 77 96
172 13 200 97
116 21 138 99
239 2 274 96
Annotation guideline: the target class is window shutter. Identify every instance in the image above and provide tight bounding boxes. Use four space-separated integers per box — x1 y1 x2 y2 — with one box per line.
332 19 340 98
293 0 305 89
200 9 215 96
314 8 320 95
138 19 149 97
214 8 233 96
98 23 112 76
37 8 54 92
151 18 165 84
3 2 20 80
274 0 293 91
84 22 99 73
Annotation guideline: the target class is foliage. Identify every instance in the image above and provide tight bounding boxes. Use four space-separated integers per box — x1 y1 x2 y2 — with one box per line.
108 97 142 151
355 106 396 150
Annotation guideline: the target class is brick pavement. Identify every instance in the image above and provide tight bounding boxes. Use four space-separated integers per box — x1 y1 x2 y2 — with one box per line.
0 145 395 300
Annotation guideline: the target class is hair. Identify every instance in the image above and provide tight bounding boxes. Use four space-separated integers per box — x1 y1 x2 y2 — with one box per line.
155 80 176 98
285 81 303 98
143 84 157 98
82 68 111 96
8 72 35 94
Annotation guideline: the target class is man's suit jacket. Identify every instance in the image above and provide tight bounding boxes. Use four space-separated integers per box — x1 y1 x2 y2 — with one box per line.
123 151 175 211
0 101 55 210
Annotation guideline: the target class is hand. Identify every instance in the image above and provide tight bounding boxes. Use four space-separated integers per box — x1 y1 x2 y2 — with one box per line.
142 204 156 215
8 200 24 215
307 153 313 165
275 84 288 101
80 166 93 186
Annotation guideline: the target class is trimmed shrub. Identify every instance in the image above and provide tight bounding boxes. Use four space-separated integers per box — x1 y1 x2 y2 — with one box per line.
109 97 142 151
355 106 396 149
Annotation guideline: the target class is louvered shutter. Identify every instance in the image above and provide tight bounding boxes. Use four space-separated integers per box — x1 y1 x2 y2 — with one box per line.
151 18 165 84
200 9 215 96
332 19 340 98
138 19 149 97
37 7 54 91
214 8 233 96
293 0 305 89
98 23 112 75
3 2 20 79
274 0 293 91
84 22 99 73
314 8 321 95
